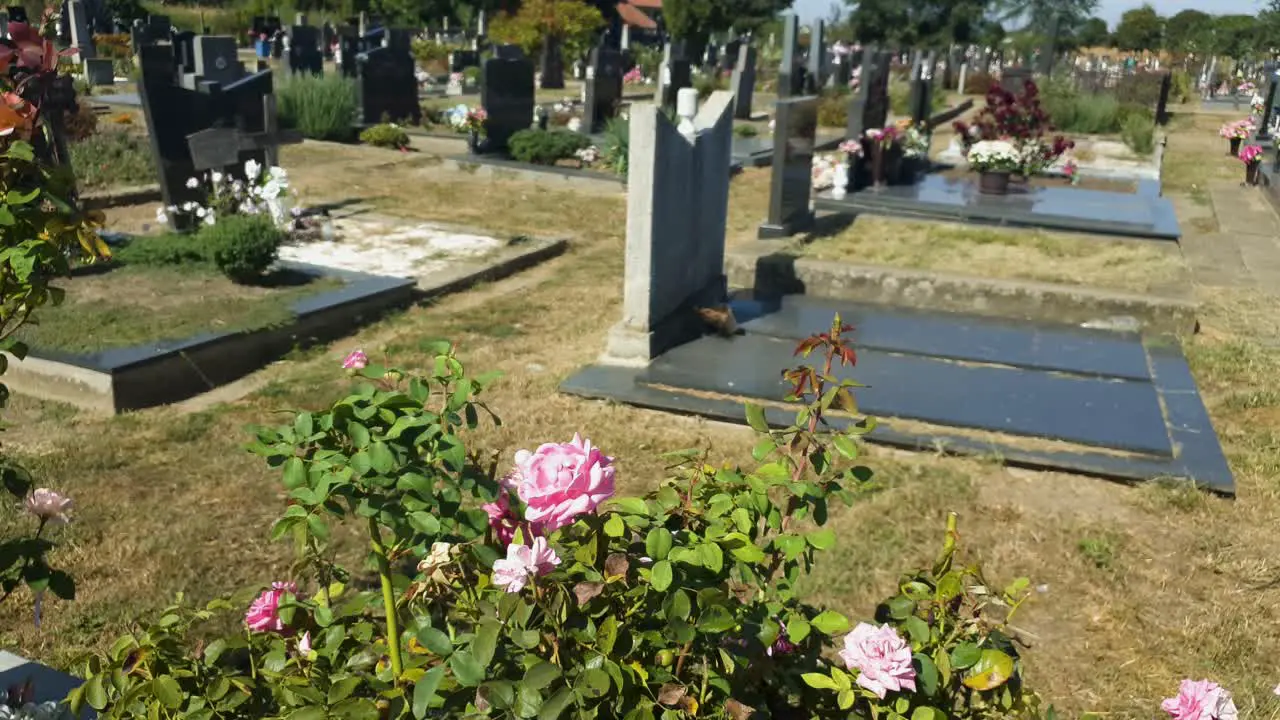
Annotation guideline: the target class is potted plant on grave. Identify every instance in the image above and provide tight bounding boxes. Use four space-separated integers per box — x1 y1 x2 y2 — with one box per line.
1239 143 1264 186
836 138 863 197
446 103 488 153
966 139 1021 195
895 119 931 183
953 79 1073 185
863 124 901 188
1220 119 1254 156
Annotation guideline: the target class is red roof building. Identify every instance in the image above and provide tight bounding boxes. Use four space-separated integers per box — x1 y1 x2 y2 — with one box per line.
616 0 659 29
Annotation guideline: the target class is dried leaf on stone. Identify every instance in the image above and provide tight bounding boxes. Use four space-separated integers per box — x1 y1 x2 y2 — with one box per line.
573 581 604 605
605 553 630 579
658 684 687 706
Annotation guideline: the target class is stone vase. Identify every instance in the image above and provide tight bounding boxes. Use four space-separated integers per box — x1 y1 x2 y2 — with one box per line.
870 144 886 188
832 163 849 199
1246 160 1261 186
1230 137 1242 156
468 130 482 155
979 170 1011 195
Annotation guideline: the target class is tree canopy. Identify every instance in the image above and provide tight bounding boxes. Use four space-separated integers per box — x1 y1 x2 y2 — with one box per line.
1112 3 1162 51
845 0 990 48
662 0 792 43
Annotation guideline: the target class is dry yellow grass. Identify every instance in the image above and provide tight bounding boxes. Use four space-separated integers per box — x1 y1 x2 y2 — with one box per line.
4 112 1280 720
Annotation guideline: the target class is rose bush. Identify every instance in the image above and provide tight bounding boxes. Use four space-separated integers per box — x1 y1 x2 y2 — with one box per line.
953 80 1073 177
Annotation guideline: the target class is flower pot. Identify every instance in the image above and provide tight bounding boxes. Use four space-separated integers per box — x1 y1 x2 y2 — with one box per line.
255 39 271 58
1246 161 1261 186
467 130 482 155
870 144 885 188
979 171 1011 195
1230 137 1242 156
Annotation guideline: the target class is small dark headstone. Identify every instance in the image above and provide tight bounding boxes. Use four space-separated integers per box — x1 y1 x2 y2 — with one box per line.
730 43 757 120
339 28 359 78
759 96 817 238
907 50 936 126
1001 67 1032 95
804 19 825 94
581 45 622 133
288 24 323 75
357 45 420 125
172 30 196 75
480 52 535 155
449 49 481 72
539 35 565 89
7 5 26 23
322 22 335 59
1155 71 1173 126
494 44 525 61
721 38 740 72
189 35 243 89
777 14 802 99
1259 75 1279 140
847 48 890 139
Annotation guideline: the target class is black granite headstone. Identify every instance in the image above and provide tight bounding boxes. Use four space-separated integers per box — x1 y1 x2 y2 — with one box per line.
1259 76 1279 140
804 19 825 94
721 39 740 72
1155 71 1172 126
730 43 756 120
581 45 622 133
759 96 817 238
287 24 323 75
7 5 26 23
338 27 359 78
480 52 535 155
907 51 935 126
847 48 890 139
130 14 170 53
1001 67 1032 95
172 29 196 75
777 14 802 99
449 49 481 71
321 22 335 59
357 45 420 125
539 35 565 89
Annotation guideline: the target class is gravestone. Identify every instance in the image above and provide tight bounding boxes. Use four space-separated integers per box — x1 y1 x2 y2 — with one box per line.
322 22 335 59
178 35 242 90
1001 67 1031 94
777 14 803 99
338 28 359 77
1259 74 1279 141
449 49 480 71
655 43 692 113
603 89 735 365
358 44 420 125
759 96 817 239
540 35 565 89
581 45 622 133
134 41 295 228
6 5 25 23
1155 71 1172 126
730 43 757 120
847 48 890 139
172 30 196 74
67 0 95 58
804 19 825 94
480 51 535 155
130 14 170 53
286 23 323 75
721 38 740 72
908 50 936 126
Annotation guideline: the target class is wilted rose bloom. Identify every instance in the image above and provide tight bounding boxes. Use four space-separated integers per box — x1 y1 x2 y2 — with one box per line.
491 536 560 593
25 489 72 525
838 623 916 699
1161 680 1237 720
513 434 616 532
767 622 796 657
342 349 368 369
245 581 297 633
418 541 453 573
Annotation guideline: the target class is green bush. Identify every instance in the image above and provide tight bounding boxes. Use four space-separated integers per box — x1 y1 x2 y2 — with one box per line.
1170 69 1193 104
693 73 727 101
601 116 628 176
1115 72 1165 108
734 124 758 137
818 94 848 128
112 233 208 267
508 128 590 165
359 122 411 149
201 215 286 284
462 66 481 85
278 74 358 142
889 81 948 119
69 130 156 190
1121 113 1157 156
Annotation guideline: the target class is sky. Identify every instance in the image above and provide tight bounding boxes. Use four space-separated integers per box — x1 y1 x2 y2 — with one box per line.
791 0 1263 27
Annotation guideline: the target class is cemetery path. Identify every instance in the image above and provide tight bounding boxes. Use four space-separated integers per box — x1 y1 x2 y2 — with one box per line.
1178 182 1280 292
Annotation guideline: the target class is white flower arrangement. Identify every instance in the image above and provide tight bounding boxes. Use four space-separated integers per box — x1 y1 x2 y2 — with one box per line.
899 124 929 159
156 158 293 229
965 139 1021 173
811 152 843 190
575 145 600 165
566 117 583 133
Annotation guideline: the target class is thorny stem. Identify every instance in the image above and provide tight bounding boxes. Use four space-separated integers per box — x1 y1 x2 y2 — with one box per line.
368 516 404 681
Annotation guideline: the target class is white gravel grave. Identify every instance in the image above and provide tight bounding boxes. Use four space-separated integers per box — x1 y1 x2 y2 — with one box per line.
279 215 505 278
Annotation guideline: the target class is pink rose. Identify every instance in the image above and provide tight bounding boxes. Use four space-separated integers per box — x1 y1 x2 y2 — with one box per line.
513 434 615 532
491 536 560 592
24 488 72 524
482 492 519 545
342 349 368 370
1161 679 1238 720
838 623 917 699
245 581 297 633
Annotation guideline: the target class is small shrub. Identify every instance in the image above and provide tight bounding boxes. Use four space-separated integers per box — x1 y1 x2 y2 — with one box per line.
963 71 996 95
69 130 156 190
507 128 590 165
277 74 358 141
734 124 758 137
693 72 727 100
600 116 628 176
92 32 132 59
1121 113 1156 155
1171 69 1193 104
889 81 949 119
113 233 208 266
411 38 451 72
818 94 848 128
359 122 410 149
462 66 480 85
64 99 99 141
201 214 285 283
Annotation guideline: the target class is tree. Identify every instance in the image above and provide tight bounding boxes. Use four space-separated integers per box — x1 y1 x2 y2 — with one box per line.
487 0 604 59
1163 9 1209 54
846 0 991 48
1075 16 1108 47
662 0 790 56
1212 14 1259 60
1112 4 1162 52
991 0 1098 37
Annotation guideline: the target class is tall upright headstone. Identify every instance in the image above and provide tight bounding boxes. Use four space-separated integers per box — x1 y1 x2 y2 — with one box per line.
603 90 735 365
286 22 323 75
804 19 825 94
777 14 802 99
540 35 565 89
1259 73 1279 140
655 42 692 113
357 40 420 125
758 96 817 239
908 50 936 126
480 50 536 155
1156 71 1173 127
582 45 623 133
847 48 890 139
730 43 757 120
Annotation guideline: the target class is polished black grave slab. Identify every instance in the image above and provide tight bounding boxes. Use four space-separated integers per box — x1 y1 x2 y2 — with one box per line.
562 296 1233 494
813 174 1181 241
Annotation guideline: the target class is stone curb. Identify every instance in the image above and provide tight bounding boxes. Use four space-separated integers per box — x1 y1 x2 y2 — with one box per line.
724 245 1198 335
414 236 569 298
80 183 163 210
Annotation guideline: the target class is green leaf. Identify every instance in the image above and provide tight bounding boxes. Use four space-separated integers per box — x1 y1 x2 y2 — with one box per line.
328 676 362 704
598 615 619 654
152 675 184 710
801 673 839 690
603 514 625 537
282 457 307 489
666 590 691 621
473 620 500 666
516 684 543 718
914 653 940 696
698 542 724 573
538 687 576 720
645 528 674 560
911 708 941 720
288 708 327 720
84 675 108 711
832 434 858 460
805 528 836 550
347 422 370 448
332 699 380 720
773 534 806 560
695 604 735 633
416 626 453 656
408 511 441 536
810 610 850 635
650 560 674 591
577 668 611 699
751 437 775 461
523 662 562 691
412 666 445 718
5 187 39 205
607 497 649 515
786 618 811 643
962 649 1015 691
904 616 931 645
950 642 982 669
450 650 485 687
744 403 770 432
837 689 855 710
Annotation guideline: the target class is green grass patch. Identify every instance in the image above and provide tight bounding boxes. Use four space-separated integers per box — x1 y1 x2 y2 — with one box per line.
17 260 341 355
278 74 358 142
70 130 155 190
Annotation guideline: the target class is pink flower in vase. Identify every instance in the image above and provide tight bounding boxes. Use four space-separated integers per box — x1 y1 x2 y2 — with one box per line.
1239 143 1264 164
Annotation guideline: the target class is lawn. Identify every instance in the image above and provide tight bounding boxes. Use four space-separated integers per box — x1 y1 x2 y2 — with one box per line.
14 263 341 354
3 111 1280 719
